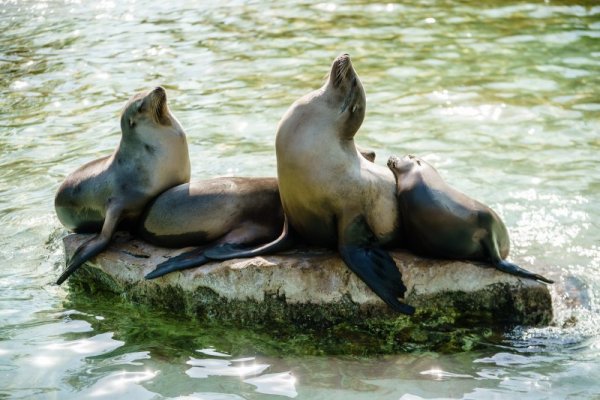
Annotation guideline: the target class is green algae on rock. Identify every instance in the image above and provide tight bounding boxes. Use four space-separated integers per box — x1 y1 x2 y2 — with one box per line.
63 232 553 353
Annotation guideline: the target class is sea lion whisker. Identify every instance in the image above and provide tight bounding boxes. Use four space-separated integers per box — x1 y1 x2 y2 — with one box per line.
333 55 351 88
151 93 165 124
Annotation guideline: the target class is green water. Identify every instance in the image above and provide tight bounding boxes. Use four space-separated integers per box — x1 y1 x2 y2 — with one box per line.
1 0 600 398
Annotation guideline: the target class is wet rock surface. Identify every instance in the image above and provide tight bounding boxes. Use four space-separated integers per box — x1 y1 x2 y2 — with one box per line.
63 232 553 353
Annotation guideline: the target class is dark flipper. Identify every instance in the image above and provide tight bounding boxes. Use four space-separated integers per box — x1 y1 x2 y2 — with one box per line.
494 260 554 284
56 203 122 285
145 247 209 280
339 216 415 315
56 234 110 284
482 230 554 284
339 246 414 315
205 216 295 260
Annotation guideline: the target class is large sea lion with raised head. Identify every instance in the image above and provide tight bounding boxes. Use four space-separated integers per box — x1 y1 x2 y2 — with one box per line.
205 54 415 314
54 86 191 284
387 154 553 284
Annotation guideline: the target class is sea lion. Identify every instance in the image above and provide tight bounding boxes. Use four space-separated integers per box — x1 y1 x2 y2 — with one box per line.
205 54 415 315
54 86 191 284
387 154 553 284
141 146 378 279
139 177 283 279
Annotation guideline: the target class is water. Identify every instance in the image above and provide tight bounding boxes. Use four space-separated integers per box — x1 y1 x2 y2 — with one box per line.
1 0 599 398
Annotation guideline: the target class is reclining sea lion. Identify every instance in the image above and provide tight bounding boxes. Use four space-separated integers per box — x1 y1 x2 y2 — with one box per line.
141 148 378 279
387 154 553 284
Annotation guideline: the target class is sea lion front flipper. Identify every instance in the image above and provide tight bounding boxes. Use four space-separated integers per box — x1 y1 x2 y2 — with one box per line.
339 216 415 315
145 247 208 280
56 202 123 285
205 216 295 260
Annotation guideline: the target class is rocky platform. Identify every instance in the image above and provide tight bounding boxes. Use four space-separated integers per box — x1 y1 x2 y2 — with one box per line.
63 232 553 352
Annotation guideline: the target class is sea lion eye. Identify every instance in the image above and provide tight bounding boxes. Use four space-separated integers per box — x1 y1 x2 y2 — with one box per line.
137 99 145 113
129 118 136 128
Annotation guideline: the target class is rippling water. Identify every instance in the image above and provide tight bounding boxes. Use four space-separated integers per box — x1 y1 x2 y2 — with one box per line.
1 0 599 398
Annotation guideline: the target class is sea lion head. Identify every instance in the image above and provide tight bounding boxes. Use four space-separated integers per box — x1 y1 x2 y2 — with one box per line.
276 54 366 147
323 53 366 139
387 155 421 182
120 86 184 138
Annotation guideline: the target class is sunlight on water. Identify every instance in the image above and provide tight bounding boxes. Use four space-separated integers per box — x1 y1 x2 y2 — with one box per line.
86 370 158 398
419 368 474 380
244 372 298 398
186 358 270 378
197 348 232 358
174 395 246 400
1 0 599 398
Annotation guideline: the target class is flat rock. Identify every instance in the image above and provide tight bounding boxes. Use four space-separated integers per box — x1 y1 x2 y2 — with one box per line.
63 232 552 352
64 232 552 325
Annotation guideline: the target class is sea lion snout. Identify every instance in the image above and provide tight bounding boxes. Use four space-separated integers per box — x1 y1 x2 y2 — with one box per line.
387 155 418 175
334 53 350 65
331 53 354 88
147 86 169 125
151 86 166 100
387 155 400 170
387 155 410 169
149 86 166 105
335 53 350 64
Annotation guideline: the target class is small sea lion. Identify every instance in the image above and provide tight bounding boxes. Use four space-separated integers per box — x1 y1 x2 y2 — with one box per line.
54 87 191 284
387 154 553 284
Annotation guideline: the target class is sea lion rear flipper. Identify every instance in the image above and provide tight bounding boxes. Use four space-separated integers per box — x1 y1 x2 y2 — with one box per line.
56 202 123 285
482 231 554 284
339 216 415 315
204 216 295 260
493 260 554 284
145 247 208 280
